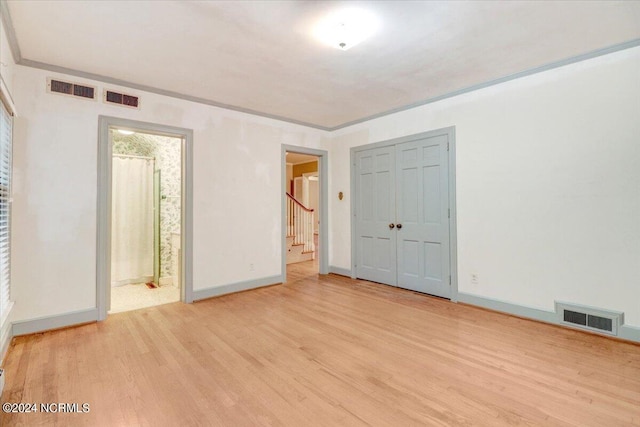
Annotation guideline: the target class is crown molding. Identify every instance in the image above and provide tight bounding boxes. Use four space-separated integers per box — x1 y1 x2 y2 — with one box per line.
332 38 640 131
2 1 639 131
0 0 21 63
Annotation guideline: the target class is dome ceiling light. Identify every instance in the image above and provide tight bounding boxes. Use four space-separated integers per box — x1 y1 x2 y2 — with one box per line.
313 8 380 51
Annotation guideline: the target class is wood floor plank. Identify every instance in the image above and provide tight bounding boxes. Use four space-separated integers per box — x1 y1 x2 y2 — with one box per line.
1 261 639 426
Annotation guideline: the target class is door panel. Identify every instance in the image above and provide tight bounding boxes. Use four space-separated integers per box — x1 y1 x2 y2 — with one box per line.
424 242 443 280
396 135 450 298
355 147 396 285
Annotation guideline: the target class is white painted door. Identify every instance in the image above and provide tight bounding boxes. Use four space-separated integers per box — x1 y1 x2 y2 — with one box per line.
307 178 319 233
354 133 451 299
396 135 450 298
355 146 397 285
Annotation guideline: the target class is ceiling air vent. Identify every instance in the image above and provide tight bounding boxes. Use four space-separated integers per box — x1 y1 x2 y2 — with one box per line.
104 90 140 109
555 302 622 336
47 78 96 100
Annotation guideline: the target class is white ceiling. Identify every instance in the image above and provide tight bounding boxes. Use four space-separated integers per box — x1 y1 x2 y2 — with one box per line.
286 152 318 165
5 1 640 129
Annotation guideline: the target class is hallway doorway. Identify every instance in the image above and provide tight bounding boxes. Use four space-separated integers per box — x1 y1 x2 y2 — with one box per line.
285 152 319 268
281 145 328 282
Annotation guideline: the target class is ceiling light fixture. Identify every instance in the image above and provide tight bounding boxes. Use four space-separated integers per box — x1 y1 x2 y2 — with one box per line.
314 8 379 51
117 129 134 135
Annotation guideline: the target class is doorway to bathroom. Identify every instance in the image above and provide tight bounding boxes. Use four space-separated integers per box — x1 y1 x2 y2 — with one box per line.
97 116 193 320
109 129 182 313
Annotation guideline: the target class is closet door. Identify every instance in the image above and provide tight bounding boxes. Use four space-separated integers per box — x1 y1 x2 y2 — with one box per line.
396 135 450 298
355 146 397 285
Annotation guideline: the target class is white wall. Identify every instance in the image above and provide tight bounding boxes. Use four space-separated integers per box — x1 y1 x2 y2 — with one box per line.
0 14 16 100
329 47 640 327
10 65 329 322
285 163 293 192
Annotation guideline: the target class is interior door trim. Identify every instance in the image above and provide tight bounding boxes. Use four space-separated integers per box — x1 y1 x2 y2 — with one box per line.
350 126 458 302
97 116 194 321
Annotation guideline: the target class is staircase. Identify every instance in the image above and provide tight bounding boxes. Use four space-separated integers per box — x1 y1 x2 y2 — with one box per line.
286 193 315 264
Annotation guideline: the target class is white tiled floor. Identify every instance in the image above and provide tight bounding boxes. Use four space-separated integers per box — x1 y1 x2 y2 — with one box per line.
109 282 180 314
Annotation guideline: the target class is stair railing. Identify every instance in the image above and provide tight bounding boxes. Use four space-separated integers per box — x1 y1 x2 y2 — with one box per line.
286 193 315 254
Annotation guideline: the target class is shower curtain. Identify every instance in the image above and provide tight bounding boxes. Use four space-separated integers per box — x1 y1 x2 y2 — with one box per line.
111 156 155 286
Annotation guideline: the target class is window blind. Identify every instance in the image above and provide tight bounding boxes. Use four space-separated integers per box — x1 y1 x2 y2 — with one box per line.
0 100 12 326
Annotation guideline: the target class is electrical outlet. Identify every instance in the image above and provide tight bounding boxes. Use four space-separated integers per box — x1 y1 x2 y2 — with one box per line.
249 263 254 271
471 273 479 285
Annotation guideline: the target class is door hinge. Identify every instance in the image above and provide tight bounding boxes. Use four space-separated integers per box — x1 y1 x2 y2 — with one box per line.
449 275 451 285
447 142 449 151
448 208 450 218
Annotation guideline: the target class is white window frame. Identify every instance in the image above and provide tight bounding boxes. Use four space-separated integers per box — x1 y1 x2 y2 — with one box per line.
0 76 15 328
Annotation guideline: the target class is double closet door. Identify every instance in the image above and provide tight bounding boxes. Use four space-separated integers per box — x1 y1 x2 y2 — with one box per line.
355 132 451 299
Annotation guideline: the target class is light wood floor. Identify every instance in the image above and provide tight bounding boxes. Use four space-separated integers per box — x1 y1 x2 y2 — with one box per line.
2 262 639 426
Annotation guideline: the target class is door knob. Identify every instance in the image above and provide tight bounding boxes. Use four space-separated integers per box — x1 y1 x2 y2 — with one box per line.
389 223 395 229
396 224 402 229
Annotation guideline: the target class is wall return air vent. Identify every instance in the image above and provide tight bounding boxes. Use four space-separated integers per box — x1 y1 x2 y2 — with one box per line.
47 78 96 100
555 301 623 336
103 90 140 109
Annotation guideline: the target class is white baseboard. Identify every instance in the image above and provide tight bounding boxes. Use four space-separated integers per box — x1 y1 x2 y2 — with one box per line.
12 308 98 337
457 292 557 323
159 276 173 286
458 292 640 344
619 324 640 342
112 276 153 287
192 275 283 302
8 276 282 337
328 266 351 277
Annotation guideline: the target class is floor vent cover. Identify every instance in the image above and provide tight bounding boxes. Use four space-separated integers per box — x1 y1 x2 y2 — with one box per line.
47 78 96 100
104 90 140 109
555 302 622 336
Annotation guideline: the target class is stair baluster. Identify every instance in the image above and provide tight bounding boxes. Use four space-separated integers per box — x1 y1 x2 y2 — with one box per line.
286 193 315 263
